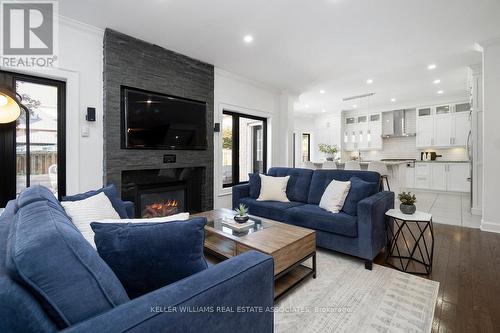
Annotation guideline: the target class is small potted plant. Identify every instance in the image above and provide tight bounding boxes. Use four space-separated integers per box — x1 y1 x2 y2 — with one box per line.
233 204 250 223
398 192 417 215
318 143 338 161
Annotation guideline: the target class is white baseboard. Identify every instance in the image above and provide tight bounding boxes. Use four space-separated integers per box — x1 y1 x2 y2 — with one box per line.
480 220 500 233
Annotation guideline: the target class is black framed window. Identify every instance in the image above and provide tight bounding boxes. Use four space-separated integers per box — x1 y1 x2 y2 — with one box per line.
222 111 267 188
0 70 66 206
302 133 311 162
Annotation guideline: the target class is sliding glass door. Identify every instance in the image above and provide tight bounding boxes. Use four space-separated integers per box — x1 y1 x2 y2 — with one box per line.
0 71 66 206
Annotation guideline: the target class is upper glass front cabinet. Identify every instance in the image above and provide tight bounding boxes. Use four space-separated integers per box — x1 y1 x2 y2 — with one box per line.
436 105 450 114
455 103 471 113
418 108 431 116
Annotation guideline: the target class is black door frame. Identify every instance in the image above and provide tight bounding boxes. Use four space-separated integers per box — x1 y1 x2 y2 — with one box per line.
222 110 268 188
302 133 311 162
0 70 66 206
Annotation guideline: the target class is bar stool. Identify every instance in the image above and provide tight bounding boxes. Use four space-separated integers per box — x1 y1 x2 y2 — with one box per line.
322 161 337 170
344 161 361 170
368 161 390 191
302 161 317 170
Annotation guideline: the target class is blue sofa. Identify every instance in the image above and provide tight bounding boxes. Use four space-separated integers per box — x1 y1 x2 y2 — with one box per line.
0 186 274 333
233 168 395 269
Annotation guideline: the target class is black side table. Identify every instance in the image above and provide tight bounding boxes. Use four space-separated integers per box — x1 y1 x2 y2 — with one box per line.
385 209 434 275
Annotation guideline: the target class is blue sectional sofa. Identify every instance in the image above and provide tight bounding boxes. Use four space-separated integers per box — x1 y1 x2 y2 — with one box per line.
0 186 274 333
233 167 395 269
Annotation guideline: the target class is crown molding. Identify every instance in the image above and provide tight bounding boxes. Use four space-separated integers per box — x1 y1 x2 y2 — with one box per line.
474 37 500 51
59 15 104 36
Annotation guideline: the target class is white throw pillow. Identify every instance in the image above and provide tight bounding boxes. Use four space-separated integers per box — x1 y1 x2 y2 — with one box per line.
257 174 290 202
96 212 190 224
319 180 351 213
61 192 120 248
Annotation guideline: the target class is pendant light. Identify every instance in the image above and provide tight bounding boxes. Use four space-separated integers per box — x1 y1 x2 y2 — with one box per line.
0 87 23 124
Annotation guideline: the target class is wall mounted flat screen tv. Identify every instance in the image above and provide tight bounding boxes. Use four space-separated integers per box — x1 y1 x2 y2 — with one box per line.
122 87 207 150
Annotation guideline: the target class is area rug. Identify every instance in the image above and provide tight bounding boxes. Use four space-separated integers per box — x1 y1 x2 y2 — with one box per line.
275 250 439 333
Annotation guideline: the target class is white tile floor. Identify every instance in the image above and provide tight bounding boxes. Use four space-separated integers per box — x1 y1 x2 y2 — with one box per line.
400 191 481 228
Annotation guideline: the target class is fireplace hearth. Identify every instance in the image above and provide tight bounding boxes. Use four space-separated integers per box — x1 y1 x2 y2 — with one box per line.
121 168 204 218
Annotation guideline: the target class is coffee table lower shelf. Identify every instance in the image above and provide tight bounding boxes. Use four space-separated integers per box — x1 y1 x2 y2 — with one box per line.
205 249 316 301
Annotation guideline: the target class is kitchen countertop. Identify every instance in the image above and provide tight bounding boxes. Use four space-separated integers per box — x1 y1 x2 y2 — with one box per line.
335 160 413 166
415 160 470 163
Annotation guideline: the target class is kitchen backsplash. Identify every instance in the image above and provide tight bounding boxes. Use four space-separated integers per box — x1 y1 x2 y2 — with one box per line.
350 136 468 161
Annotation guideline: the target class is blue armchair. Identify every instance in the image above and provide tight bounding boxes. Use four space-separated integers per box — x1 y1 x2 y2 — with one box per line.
233 167 395 269
1 186 274 333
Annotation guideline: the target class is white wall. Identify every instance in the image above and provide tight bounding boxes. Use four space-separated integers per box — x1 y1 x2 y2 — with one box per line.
213 68 288 209
1 17 104 195
478 38 500 233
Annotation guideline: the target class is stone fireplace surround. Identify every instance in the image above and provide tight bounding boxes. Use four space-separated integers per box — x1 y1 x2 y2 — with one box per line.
103 29 214 212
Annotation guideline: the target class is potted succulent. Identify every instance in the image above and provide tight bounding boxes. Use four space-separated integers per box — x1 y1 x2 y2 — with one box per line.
318 143 338 161
233 204 250 223
398 192 417 215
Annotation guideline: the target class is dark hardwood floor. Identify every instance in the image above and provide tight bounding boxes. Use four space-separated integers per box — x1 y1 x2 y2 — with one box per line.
375 223 500 333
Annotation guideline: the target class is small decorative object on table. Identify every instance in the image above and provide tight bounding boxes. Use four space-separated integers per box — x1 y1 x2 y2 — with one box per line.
233 204 250 223
398 191 416 215
318 143 338 161
222 217 255 232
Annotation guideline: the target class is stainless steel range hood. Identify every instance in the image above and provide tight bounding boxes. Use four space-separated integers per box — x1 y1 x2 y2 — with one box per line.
382 109 416 138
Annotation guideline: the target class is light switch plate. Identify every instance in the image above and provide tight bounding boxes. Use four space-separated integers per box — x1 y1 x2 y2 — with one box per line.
81 125 90 137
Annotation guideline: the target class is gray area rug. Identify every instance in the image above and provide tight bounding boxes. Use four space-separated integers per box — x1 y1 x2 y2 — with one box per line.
275 250 439 333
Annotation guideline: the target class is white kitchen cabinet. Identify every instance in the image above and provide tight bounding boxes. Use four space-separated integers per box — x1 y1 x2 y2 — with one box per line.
446 163 470 192
367 121 383 150
410 162 470 192
433 115 453 147
416 116 434 147
414 163 430 189
453 113 470 146
343 113 382 151
416 103 470 148
430 163 447 191
343 124 357 151
405 165 415 188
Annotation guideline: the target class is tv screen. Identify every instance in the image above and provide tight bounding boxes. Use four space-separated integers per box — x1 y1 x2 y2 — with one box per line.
122 87 207 150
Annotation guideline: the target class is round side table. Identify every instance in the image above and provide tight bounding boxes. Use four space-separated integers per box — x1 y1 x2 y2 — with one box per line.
385 209 434 275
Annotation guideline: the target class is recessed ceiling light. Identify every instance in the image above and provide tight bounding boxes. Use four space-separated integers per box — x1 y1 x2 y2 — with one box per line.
322 109 326 113
305 104 310 108
366 79 374 84
352 104 357 109
243 35 253 43
319 90 325 94
437 90 444 94
433 79 441 84
390 98 396 102
428 64 437 70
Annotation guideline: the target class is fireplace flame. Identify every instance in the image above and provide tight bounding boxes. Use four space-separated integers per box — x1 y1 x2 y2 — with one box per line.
142 200 179 218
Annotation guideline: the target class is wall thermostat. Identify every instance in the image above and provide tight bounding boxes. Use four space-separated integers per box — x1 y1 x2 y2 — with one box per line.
86 107 96 122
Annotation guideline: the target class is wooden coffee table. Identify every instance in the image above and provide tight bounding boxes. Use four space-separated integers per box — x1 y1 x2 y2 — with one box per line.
192 208 316 300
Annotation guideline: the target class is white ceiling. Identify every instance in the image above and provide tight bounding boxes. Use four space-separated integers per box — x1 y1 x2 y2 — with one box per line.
60 0 500 114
